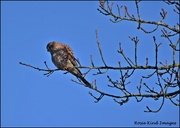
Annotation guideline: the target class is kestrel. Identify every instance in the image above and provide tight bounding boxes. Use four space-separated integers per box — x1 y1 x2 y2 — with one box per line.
46 41 91 88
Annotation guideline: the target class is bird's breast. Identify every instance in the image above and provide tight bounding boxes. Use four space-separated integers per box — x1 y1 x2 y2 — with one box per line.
51 52 67 70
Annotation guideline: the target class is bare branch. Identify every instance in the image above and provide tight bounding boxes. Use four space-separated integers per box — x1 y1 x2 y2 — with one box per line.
19 0 180 113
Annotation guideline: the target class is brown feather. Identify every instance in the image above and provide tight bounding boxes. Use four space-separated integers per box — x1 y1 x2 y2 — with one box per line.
47 41 91 88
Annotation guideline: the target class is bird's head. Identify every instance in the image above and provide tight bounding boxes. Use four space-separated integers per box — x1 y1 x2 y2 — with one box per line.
46 41 62 52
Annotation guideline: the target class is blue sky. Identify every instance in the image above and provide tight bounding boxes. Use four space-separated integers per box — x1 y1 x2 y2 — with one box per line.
1 1 179 127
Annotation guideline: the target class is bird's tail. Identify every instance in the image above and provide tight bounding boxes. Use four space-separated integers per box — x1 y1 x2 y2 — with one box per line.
78 75 92 88
69 67 92 88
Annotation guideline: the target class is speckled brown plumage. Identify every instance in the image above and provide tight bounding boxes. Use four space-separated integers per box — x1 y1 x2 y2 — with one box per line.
46 41 91 87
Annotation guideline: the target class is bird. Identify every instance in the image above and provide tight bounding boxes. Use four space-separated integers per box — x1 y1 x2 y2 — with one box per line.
46 41 91 88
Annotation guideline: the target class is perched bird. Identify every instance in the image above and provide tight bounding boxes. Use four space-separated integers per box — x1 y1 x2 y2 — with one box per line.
46 41 91 88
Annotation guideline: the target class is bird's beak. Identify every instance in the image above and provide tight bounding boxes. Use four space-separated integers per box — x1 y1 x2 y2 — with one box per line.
46 45 50 52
